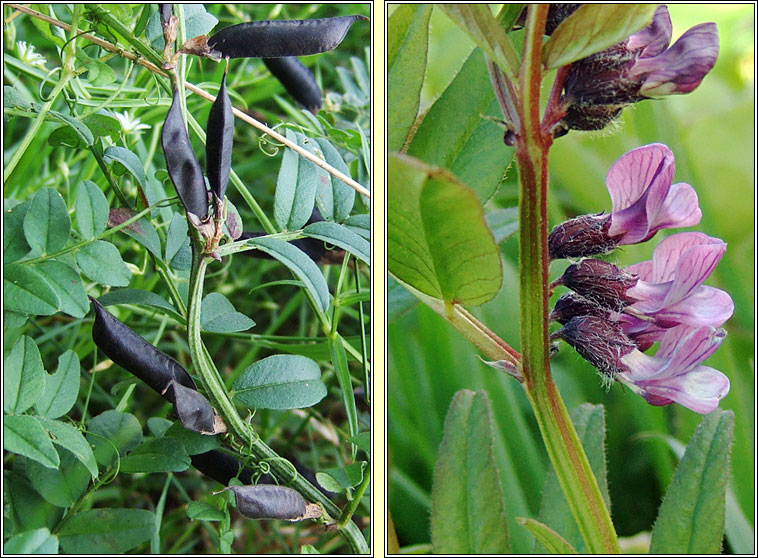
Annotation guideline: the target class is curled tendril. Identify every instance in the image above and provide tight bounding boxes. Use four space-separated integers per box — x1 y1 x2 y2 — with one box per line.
38 66 63 101
262 456 298 484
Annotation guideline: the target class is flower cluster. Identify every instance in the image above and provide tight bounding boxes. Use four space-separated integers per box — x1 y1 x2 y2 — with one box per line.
549 144 732 414
550 5 719 136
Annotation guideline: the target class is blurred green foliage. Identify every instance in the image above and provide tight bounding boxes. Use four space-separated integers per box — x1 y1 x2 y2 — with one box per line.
389 4 753 552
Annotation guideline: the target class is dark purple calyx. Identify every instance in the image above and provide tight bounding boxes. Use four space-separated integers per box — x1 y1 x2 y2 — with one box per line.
556 258 638 312
550 292 612 324
548 213 616 260
551 315 637 378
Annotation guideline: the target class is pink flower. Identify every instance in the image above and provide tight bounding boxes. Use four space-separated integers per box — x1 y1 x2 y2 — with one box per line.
557 6 719 134
548 144 701 259
552 316 729 414
606 144 701 245
625 232 734 332
550 232 733 351
618 325 729 414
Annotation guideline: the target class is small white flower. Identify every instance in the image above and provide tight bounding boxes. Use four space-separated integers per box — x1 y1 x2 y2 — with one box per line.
16 41 47 68
113 111 151 135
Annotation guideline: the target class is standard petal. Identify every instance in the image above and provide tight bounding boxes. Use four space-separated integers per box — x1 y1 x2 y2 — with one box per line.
647 182 702 234
635 23 719 96
625 260 654 281
607 144 674 242
626 279 671 311
661 240 726 307
628 5 672 58
640 365 729 414
649 232 718 282
606 144 671 212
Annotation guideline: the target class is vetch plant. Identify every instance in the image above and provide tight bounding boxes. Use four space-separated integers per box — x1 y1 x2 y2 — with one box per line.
4 4 369 554
388 4 743 555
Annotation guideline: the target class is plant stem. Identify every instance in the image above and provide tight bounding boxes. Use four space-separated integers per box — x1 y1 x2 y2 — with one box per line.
4 71 73 182
337 466 370 528
186 243 368 554
516 6 618 554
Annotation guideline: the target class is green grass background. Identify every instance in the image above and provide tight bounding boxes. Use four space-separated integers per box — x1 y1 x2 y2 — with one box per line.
389 5 754 552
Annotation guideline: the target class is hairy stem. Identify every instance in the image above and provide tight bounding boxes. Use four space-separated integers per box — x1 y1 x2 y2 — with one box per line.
516 6 619 554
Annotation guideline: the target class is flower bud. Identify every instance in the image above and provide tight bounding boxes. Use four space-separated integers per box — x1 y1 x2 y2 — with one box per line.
557 259 638 311
548 213 615 260
557 6 718 135
550 292 612 324
551 315 637 378
514 4 582 35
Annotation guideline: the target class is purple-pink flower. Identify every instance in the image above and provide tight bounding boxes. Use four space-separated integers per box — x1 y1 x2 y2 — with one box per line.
557 5 719 134
552 232 733 350
618 324 729 414
605 143 701 244
549 144 701 260
623 232 734 345
552 316 729 414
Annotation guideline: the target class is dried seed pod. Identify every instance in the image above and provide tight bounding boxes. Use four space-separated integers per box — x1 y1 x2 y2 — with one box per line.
90 297 197 399
162 87 209 221
227 485 321 521
205 70 234 202
263 57 322 113
163 379 218 435
207 15 368 59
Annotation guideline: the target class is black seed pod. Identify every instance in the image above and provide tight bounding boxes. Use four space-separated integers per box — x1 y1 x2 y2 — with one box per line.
162 87 209 220
191 450 256 485
551 315 637 379
263 57 322 113
238 208 342 265
205 70 233 202
207 15 368 59
557 258 638 312
238 232 328 264
548 213 616 260
164 380 216 434
90 297 196 399
159 4 172 26
227 485 307 520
